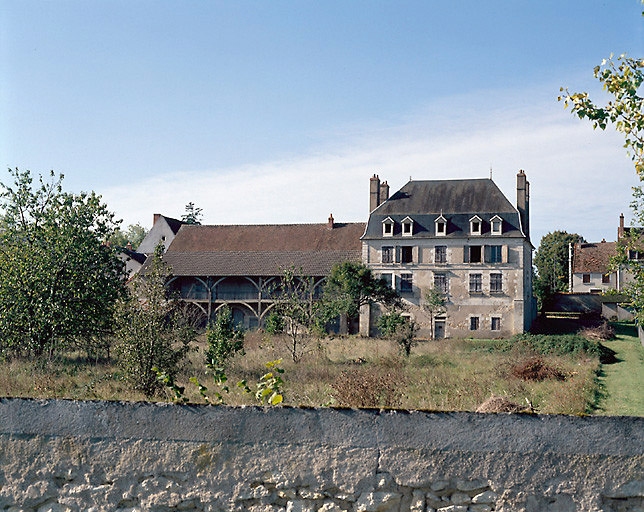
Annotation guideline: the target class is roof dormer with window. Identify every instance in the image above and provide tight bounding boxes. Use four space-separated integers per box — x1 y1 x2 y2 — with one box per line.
401 216 414 237
469 215 482 236
382 217 394 237
435 215 447 237
490 215 503 235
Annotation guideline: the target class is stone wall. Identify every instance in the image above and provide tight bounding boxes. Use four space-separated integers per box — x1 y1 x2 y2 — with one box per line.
0 398 642 512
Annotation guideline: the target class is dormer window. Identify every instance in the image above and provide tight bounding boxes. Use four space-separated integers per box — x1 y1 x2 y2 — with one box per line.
435 215 447 237
490 215 502 235
401 216 414 237
469 215 482 236
382 217 394 237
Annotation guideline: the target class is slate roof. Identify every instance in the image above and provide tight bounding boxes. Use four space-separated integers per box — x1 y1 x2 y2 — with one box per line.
160 222 365 276
163 216 186 235
572 242 617 274
363 179 525 239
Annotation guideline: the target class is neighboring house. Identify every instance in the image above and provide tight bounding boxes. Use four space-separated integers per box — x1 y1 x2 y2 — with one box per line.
157 217 365 329
118 243 147 279
137 214 186 254
360 171 536 339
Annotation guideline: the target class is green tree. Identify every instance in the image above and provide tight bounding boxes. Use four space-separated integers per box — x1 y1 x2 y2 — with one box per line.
268 267 329 362
115 244 195 396
181 202 203 225
323 261 400 330
377 311 419 357
205 305 245 368
560 16 644 321
423 287 446 340
533 231 585 310
109 223 149 250
0 168 126 358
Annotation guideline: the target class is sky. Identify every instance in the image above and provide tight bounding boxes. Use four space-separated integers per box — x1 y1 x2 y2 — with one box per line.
1 1 643 245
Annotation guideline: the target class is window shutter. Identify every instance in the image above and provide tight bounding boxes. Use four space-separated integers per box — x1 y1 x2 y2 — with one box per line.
502 245 509 264
395 246 400 263
394 275 400 291
463 245 470 263
412 246 419 264
484 245 491 263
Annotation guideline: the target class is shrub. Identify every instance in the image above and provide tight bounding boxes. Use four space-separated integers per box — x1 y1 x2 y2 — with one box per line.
507 333 603 356
331 361 403 408
205 305 244 368
510 357 567 382
378 312 419 357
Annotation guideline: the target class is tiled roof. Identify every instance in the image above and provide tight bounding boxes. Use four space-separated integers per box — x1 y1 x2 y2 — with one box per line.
163 216 186 235
158 222 365 277
572 242 617 273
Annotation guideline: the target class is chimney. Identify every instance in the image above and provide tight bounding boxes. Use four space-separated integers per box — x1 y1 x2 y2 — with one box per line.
619 213 625 240
370 174 380 212
517 170 529 240
153 213 161 226
327 213 334 230
601 238 606 243
379 180 389 205
126 242 132 250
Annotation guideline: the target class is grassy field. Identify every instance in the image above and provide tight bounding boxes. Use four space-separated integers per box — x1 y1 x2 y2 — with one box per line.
0 332 602 414
595 322 644 416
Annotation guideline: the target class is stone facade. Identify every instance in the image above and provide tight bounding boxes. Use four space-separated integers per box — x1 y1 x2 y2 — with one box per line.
0 399 642 511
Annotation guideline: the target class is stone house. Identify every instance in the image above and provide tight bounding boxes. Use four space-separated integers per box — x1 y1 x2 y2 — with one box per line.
360 172 536 338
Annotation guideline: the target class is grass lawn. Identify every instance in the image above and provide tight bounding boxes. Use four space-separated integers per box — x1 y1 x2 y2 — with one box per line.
594 322 644 416
0 333 601 415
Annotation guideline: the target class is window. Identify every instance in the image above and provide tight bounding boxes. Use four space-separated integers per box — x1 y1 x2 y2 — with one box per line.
402 216 414 237
629 250 644 260
487 245 502 263
380 273 393 289
469 273 482 294
435 216 447 236
382 218 394 237
434 273 448 294
491 317 501 331
470 317 479 330
435 245 447 264
491 216 502 235
401 246 413 264
466 245 482 263
602 273 611 284
583 274 591 284
382 246 394 264
400 273 413 293
490 273 503 293
470 215 482 235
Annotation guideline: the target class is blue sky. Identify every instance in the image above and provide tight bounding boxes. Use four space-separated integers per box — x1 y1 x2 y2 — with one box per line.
1 1 643 244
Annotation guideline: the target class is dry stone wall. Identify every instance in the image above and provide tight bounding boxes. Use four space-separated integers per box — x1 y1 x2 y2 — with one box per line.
0 399 642 512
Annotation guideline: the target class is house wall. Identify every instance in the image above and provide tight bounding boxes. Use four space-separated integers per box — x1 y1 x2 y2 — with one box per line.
572 272 618 293
1 398 642 512
363 237 529 338
137 218 180 254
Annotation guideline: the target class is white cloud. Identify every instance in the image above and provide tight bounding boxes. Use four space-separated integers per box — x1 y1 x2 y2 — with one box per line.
100 87 639 246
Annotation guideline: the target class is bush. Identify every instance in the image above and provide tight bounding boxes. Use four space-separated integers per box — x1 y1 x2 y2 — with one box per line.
205 305 244 368
331 362 403 408
510 357 567 382
507 333 603 356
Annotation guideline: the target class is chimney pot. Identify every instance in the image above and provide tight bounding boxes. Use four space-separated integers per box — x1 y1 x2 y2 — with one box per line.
619 213 625 240
369 174 381 212
126 241 133 250
328 213 334 229
153 213 161 225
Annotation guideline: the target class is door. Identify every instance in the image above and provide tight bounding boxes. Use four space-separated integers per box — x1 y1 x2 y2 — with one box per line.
434 320 445 339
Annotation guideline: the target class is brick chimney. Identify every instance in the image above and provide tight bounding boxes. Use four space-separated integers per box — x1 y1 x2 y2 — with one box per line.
327 213 334 230
153 213 161 225
126 242 132 250
619 213 625 240
379 180 389 205
370 174 380 212
517 170 530 240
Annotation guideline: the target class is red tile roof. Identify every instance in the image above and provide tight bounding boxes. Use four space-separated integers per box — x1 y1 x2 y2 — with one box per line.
572 242 617 274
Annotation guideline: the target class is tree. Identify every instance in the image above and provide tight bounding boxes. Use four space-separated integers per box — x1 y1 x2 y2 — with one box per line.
323 261 400 329
0 168 126 358
377 311 419 357
559 18 644 321
267 267 329 362
109 223 149 249
115 244 195 396
533 231 585 310
423 287 446 340
205 305 245 368
182 202 203 225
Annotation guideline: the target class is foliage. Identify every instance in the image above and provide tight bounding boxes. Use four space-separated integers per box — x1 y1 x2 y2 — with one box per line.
377 311 419 357
0 168 126 358
423 287 446 340
560 39 644 322
205 305 245 368
254 359 285 405
264 309 285 335
323 261 400 323
181 202 203 225
269 267 330 362
109 223 149 250
533 231 585 310
506 333 603 357
115 245 195 396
